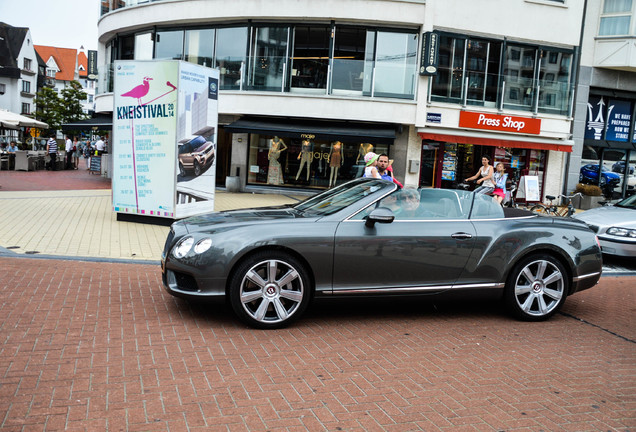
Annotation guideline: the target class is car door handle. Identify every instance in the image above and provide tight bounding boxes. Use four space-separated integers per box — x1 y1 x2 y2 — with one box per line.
451 232 473 240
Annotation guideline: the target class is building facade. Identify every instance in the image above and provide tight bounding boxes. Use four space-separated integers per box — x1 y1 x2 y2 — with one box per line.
568 0 636 201
96 0 583 198
0 23 39 117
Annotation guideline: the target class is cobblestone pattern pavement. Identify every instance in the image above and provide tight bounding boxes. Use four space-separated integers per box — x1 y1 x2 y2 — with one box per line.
0 257 634 431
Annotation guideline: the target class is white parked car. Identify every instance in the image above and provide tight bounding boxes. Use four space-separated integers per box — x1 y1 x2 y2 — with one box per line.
573 194 636 257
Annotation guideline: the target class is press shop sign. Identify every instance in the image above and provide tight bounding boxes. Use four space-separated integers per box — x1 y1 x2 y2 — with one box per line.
459 111 541 135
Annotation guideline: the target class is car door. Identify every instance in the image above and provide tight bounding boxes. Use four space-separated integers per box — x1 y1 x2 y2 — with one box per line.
332 216 475 293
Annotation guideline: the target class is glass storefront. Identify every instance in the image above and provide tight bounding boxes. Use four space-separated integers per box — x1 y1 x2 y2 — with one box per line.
421 141 547 201
247 134 389 189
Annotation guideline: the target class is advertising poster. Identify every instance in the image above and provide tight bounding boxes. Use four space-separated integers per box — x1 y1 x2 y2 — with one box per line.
113 60 179 217
175 62 219 218
605 99 631 142
112 60 219 219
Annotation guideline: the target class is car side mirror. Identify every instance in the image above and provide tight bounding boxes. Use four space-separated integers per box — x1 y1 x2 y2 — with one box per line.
365 207 395 228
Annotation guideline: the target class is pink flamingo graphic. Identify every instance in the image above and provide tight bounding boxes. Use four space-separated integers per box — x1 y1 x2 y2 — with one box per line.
121 76 153 105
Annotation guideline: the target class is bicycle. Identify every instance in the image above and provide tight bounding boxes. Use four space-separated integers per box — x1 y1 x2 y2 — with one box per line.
530 193 582 217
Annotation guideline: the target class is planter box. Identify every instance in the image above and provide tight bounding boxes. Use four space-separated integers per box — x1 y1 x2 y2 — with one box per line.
574 195 603 210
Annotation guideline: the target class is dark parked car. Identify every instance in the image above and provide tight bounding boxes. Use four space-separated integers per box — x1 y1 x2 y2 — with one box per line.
579 164 620 187
612 160 635 175
178 135 215 177
161 178 603 329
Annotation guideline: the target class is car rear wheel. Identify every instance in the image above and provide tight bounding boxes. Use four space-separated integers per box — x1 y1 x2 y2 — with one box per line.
504 254 568 321
194 161 202 176
229 251 312 329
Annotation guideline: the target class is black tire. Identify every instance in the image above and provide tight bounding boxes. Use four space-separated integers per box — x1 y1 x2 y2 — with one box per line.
194 160 202 176
530 204 552 215
229 251 312 329
504 254 569 321
179 162 186 177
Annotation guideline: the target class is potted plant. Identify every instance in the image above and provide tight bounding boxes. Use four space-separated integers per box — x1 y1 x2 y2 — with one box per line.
573 183 604 210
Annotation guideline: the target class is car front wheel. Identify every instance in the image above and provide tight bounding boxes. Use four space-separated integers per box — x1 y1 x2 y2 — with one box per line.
229 252 312 329
504 254 568 321
179 162 186 177
194 161 202 176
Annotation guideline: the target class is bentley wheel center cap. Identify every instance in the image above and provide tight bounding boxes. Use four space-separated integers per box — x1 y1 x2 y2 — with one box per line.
264 283 279 298
532 281 543 293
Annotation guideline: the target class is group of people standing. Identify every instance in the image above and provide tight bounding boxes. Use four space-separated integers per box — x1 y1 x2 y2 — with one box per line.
46 134 106 171
362 151 403 187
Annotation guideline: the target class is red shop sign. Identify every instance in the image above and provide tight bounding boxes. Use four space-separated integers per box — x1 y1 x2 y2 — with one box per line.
459 111 541 135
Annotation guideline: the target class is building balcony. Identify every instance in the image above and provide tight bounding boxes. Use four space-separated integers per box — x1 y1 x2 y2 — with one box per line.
593 36 636 72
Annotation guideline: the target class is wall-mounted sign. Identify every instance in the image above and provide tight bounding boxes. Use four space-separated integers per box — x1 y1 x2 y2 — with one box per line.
606 99 631 142
585 95 605 140
426 112 442 123
459 111 541 135
87 50 98 81
419 31 439 76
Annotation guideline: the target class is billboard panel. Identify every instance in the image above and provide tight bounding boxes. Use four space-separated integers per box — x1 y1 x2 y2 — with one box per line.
112 60 219 219
175 63 219 218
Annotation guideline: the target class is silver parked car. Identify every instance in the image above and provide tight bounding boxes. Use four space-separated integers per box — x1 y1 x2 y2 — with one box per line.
573 194 636 257
161 178 603 329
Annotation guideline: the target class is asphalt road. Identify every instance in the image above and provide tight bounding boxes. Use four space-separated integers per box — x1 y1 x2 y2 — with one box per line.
0 257 633 431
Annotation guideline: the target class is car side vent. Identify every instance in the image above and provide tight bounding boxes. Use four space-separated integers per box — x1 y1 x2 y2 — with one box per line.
588 224 599 233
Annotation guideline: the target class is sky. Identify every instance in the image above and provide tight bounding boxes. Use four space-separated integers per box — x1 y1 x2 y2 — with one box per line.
0 0 99 51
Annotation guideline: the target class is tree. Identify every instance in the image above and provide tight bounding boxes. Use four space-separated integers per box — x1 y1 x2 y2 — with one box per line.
34 86 62 134
60 80 88 125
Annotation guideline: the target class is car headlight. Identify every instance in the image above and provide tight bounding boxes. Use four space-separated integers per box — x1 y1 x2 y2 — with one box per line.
194 238 212 254
172 236 194 258
606 227 636 238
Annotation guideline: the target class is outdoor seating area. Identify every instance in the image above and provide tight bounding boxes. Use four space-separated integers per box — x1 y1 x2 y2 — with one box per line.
0 150 66 171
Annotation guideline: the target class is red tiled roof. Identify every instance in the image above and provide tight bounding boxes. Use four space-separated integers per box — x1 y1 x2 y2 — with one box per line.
78 51 87 78
34 45 77 81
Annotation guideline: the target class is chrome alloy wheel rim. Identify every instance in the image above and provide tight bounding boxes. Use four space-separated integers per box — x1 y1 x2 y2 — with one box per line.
239 259 304 324
514 259 564 317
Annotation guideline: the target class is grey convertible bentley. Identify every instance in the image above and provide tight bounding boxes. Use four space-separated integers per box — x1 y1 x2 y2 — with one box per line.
161 178 603 329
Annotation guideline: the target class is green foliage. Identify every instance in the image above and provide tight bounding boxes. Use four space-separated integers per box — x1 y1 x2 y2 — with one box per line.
35 80 87 134
34 86 62 133
60 81 87 124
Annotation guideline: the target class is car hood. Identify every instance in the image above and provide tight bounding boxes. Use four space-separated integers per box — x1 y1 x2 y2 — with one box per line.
181 206 313 232
573 206 636 228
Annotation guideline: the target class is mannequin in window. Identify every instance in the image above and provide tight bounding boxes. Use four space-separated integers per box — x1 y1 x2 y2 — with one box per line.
356 143 374 164
295 139 314 181
267 136 287 185
327 141 344 188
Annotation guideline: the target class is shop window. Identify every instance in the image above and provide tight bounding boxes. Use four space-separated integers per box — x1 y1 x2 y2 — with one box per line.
155 30 184 60
331 27 367 95
247 26 290 92
134 32 153 60
372 31 417 99
119 34 135 60
290 25 330 93
246 134 388 189
431 35 501 107
215 27 248 90
184 29 214 67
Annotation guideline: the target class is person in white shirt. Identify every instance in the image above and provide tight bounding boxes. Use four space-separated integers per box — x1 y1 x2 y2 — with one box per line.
65 135 73 170
95 136 105 156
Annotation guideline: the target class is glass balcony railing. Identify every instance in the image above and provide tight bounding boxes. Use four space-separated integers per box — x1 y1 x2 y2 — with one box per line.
101 0 166 15
97 55 417 101
430 70 574 116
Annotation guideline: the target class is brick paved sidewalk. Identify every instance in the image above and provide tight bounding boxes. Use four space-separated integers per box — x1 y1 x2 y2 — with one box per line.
0 257 634 431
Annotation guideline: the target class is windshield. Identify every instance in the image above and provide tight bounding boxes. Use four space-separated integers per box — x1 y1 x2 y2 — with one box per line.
616 194 636 209
295 179 391 216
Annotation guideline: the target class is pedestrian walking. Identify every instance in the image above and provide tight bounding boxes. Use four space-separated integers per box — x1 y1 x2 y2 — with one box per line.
46 134 58 171
72 137 80 169
65 135 73 170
